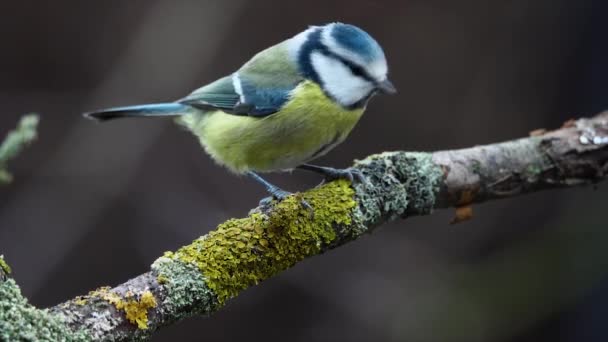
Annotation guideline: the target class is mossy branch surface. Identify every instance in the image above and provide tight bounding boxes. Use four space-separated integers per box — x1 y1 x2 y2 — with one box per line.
2 112 608 341
0 114 39 185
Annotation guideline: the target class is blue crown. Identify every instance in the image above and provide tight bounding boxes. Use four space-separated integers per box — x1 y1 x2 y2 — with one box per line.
330 23 383 62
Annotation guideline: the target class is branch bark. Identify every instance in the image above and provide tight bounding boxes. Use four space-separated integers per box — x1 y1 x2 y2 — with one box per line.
2 112 607 341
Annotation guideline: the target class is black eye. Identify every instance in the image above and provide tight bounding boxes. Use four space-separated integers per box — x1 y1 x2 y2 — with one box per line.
347 63 366 78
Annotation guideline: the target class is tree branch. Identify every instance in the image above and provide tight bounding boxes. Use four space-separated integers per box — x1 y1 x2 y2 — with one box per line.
1 112 607 341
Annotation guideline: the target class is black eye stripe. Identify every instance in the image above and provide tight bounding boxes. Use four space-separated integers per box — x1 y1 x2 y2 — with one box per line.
311 38 376 83
340 58 374 82
299 28 378 87
324 50 375 82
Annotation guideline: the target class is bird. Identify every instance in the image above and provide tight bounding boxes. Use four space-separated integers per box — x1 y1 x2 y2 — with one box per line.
84 23 396 209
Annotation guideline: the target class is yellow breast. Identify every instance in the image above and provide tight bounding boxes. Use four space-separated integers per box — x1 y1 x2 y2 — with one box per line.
182 81 365 173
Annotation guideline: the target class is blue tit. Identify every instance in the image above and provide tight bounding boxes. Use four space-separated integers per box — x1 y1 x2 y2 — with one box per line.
84 23 396 207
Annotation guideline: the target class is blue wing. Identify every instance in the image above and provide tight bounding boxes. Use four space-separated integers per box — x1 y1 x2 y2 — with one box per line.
178 76 241 112
179 43 304 117
179 74 299 117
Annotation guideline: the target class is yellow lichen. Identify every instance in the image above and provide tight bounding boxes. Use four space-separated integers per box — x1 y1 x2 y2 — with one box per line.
93 288 157 330
74 297 87 306
0 255 11 275
166 179 356 304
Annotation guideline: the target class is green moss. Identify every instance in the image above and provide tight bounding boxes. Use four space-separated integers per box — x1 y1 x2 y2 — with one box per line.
0 279 90 341
165 179 356 304
0 255 11 275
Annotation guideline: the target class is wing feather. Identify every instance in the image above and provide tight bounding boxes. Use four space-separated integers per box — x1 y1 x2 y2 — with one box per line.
179 43 303 117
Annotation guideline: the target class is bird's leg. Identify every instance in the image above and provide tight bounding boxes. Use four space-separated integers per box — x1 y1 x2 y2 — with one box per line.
247 171 312 212
247 171 292 200
297 164 366 183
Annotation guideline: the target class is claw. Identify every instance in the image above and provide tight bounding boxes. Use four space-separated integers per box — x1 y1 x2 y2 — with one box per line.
258 196 274 207
330 169 355 182
247 171 314 217
269 188 292 201
297 164 367 185
322 167 370 190
328 167 366 183
268 189 314 218
299 198 314 219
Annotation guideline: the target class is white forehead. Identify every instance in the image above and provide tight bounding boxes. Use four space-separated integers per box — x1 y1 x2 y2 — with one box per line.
320 24 388 81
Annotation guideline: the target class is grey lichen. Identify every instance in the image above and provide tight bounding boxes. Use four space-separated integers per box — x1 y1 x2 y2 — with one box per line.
0 279 90 341
54 290 116 340
0 114 39 185
353 152 444 231
151 257 219 320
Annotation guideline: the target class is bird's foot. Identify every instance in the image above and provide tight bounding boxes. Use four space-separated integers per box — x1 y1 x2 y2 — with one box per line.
259 188 313 217
247 171 312 217
322 167 366 183
298 164 366 184
272 188 313 214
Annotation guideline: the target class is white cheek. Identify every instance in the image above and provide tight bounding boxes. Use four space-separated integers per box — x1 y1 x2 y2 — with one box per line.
310 52 374 106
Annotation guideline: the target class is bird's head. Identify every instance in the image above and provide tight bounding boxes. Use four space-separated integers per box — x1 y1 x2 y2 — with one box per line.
289 23 396 108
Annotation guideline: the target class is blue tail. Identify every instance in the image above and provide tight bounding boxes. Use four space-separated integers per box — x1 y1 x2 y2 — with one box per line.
83 103 192 122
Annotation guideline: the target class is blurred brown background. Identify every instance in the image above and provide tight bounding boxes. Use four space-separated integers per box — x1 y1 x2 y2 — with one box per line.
1 0 607 341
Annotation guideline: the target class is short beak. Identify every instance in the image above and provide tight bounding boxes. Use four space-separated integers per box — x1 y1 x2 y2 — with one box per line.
377 78 397 94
